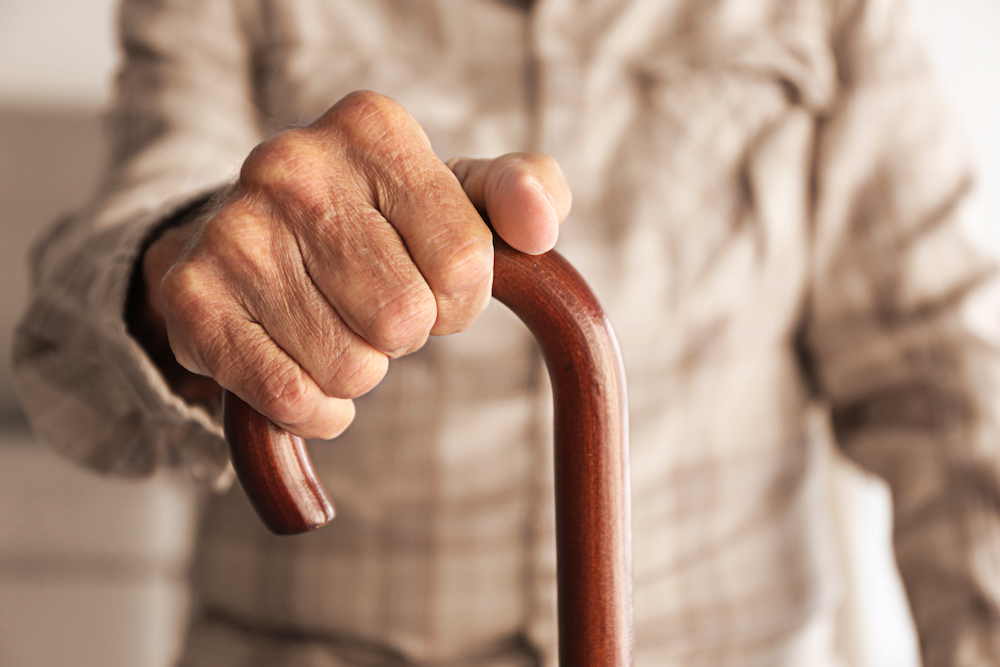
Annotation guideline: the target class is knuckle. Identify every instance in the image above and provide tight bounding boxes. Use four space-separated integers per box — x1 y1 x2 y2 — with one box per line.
324 90 413 150
434 235 494 300
335 90 402 126
160 263 227 374
160 261 212 329
182 212 268 297
492 152 563 197
366 282 437 355
239 130 328 210
492 157 533 197
200 206 291 275
427 236 494 334
326 349 389 399
198 206 248 251
257 361 313 427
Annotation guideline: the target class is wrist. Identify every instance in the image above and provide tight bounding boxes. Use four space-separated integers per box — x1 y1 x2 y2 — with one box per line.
125 196 222 406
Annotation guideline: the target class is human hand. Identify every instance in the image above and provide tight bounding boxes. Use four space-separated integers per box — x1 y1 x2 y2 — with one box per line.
131 91 571 439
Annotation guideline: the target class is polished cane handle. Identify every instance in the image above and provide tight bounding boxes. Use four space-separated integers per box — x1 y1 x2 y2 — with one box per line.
223 237 634 667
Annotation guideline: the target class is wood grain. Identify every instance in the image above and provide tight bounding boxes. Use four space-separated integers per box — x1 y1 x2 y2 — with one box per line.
223 237 634 666
222 391 335 534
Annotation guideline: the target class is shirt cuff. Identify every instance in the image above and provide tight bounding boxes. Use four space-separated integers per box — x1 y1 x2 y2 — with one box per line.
13 187 236 491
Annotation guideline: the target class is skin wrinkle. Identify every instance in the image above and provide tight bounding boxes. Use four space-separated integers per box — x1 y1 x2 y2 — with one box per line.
293 193 385 278
253 349 315 426
298 203 436 357
160 256 228 377
135 88 570 438
333 94 435 198
254 180 438 384
416 224 492 301
376 176 493 332
284 216 392 396
418 214 492 286
371 142 443 209
227 125 418 387
300 98 484 348
379 167 480 246
355 278 436 357
275 247 382 399
265 226 390 398
164 184 374 414
239 131 337 218
226 321 353 438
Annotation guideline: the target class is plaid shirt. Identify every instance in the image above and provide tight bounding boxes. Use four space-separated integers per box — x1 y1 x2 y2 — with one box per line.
14 0 1000 664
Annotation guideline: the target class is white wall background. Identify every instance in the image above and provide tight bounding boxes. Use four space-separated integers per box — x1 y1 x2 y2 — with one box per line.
909 0 1000 256
0 0 118 110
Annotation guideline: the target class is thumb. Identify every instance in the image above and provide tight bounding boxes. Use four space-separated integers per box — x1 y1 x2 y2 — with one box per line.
447 153 571 255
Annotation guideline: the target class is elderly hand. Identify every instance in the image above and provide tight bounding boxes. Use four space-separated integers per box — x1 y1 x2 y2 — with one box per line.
130 90 571 439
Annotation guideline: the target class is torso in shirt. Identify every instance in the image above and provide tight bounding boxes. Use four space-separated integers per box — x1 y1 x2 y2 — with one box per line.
191 1 843 664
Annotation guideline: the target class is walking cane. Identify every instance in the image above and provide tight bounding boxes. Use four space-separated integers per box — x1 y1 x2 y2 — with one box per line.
222 236 635 666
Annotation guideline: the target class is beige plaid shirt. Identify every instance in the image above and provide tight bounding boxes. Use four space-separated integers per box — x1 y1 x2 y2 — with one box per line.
14 0 1000 665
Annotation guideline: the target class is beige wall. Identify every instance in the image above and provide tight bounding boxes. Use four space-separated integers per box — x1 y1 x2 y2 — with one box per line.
0 105 196 666
0 109 104 417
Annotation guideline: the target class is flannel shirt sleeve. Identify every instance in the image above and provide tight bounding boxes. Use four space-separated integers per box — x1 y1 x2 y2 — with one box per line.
12 0 263 487
805 0 1000 664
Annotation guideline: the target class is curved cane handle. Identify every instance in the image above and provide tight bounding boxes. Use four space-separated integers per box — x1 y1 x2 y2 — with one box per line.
222 392 335 533
223 238 634 666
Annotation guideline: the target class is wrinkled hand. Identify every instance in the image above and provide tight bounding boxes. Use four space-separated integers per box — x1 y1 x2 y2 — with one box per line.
133 91 571 439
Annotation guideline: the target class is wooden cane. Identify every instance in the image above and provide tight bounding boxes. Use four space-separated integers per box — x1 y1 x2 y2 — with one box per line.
222 236 634 666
